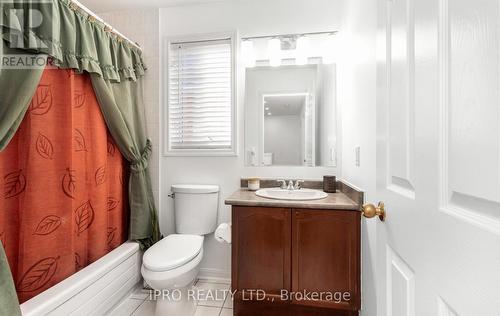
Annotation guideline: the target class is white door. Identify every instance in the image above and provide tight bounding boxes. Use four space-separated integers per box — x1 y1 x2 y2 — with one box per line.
374 0 500 315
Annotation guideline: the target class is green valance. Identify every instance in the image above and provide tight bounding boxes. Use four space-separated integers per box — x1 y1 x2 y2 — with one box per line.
1 0 146 82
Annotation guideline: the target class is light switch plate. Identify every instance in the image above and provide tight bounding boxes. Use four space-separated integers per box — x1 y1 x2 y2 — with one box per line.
355 146 361 167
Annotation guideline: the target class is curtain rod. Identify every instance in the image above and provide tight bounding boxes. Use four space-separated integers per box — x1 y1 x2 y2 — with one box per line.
241 30 338 41
70 0 142 51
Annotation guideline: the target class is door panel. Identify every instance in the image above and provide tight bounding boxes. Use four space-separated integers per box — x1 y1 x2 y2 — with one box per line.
387 0 416 199
231 206 291 298
376 0 500 315
386 245 415 316
291 209 360 311
441 0 500 233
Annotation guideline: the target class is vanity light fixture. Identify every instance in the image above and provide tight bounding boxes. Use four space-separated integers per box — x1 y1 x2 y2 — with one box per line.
295 35 309 65
322 32 337 64
241 39 256 68
241 31 338 67
268 38 281 67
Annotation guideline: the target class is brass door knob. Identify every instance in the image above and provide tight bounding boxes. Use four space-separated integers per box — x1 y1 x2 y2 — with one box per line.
362 202 386 221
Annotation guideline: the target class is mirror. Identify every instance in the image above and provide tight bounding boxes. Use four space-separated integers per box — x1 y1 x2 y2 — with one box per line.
244 63 337 167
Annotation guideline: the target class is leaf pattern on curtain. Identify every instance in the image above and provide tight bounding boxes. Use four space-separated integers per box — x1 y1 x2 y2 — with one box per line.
3 170 26 199
0 69 128 303
107 138 116 157
74 129 88 152
35 133 54 160
28 85 53 115
107 197 119 211
61 168 77 199
33 216 62 236
74 201 95 236
16 257 60 292
73 92 86 109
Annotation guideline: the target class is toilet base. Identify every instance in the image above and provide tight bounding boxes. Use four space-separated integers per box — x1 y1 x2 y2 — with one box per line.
154 285 197 316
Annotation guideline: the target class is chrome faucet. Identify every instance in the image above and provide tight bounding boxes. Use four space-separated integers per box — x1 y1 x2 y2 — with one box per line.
277 179 287 189
277 179 304 190
294 180 304 190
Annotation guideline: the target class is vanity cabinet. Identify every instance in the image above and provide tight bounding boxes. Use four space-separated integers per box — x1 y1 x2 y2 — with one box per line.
231 207 291 301
232 206 361 316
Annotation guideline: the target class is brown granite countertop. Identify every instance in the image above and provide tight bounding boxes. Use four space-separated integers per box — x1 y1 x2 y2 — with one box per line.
225 189 361 211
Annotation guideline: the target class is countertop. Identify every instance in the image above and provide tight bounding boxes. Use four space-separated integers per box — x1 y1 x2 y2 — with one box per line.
225 189 361 211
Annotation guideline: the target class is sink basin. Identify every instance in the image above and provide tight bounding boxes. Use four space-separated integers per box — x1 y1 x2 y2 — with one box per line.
255 188 328 201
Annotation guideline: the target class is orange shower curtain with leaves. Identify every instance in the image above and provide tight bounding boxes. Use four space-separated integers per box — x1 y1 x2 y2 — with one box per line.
0 69 128 303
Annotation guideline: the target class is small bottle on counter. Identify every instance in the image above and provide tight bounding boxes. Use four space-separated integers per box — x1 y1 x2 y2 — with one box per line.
247 177 260 191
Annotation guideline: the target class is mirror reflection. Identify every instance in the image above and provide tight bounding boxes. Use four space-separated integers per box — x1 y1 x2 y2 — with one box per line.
244 63 337 167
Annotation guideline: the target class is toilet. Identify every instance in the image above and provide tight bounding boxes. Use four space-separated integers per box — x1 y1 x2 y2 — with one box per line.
141 184 219 316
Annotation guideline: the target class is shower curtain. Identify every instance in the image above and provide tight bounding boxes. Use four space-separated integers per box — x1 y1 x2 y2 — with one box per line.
0 68 128 303
1 0 161 312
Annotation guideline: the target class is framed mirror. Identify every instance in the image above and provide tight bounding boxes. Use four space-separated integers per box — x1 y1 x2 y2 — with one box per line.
244 62 338 167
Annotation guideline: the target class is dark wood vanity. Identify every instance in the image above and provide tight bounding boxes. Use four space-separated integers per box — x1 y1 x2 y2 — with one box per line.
226 182 363 316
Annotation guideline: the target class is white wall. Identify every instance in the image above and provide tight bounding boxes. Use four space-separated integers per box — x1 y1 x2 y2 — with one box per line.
159 0 345 280
338 0 378 315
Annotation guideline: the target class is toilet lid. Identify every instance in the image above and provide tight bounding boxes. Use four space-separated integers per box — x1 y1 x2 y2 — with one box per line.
143 234 203 272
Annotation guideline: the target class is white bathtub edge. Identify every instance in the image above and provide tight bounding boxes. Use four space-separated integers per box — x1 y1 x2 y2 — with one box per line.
20 241 141 316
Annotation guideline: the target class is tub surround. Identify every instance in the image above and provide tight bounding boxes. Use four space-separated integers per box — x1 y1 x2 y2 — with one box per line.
20 242 141 316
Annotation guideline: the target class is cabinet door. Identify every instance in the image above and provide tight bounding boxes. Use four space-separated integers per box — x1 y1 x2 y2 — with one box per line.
292 209 360 311
232 206 291 300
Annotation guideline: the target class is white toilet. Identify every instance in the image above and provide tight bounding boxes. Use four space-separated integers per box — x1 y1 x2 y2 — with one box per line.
141 184 219 316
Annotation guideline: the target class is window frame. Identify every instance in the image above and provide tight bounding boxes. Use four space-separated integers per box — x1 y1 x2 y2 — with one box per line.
163 32 238 157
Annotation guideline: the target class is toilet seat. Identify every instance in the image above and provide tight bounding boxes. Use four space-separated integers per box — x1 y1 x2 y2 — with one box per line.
143 234 204 272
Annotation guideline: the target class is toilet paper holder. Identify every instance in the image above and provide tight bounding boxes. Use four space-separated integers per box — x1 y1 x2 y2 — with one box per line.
215 223 232 244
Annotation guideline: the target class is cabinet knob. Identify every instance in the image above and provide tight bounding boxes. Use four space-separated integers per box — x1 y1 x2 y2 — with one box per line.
362 202 386 221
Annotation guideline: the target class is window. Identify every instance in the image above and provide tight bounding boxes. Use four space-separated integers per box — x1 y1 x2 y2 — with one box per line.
166 36 236 155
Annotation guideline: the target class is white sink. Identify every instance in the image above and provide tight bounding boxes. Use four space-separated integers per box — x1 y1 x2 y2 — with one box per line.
255 188 328 201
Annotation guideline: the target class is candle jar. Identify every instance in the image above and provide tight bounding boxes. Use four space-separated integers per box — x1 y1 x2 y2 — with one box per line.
248 178 260 191
323 175 336 193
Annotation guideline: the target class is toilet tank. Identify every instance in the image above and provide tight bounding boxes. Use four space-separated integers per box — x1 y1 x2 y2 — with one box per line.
172 184 219 235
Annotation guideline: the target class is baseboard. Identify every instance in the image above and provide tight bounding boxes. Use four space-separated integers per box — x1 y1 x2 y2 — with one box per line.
197 268 231 284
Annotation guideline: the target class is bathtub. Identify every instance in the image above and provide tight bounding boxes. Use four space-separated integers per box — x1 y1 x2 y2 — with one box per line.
20 242 142 316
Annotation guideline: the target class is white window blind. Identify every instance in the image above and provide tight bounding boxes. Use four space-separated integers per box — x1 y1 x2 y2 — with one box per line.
168 38 233 151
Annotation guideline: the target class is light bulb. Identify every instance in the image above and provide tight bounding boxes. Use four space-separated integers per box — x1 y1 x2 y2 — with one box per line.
322 33 337 64
296 36 309 65
268 38 281 67
241 40 256 68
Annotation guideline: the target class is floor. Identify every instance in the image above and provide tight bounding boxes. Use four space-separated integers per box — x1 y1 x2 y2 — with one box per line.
108 279 233 316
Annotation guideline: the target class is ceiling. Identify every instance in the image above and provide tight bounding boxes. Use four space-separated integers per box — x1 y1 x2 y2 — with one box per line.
264 95 305 116
79 0 226 13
